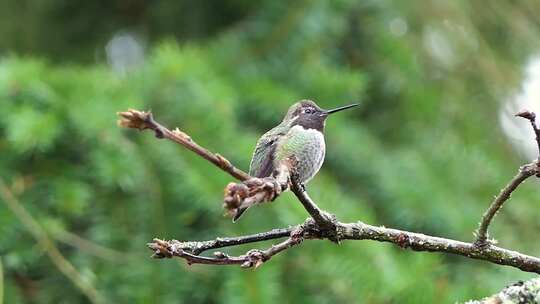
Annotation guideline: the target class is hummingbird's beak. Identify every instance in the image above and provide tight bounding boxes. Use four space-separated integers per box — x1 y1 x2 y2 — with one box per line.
324 103 359 115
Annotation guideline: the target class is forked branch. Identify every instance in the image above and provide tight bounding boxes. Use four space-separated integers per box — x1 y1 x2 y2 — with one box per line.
289 176 337 234
474 111 540 245
118 109 540 273
146 218 540 273
148 224 306 268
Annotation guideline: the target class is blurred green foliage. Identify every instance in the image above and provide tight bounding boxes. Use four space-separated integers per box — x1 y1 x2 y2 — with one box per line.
1 0 540 303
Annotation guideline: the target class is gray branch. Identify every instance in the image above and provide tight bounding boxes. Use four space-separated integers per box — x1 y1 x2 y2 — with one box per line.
474 111 540 245
148 218 540 273
467 278 540 303
475 162 540 245
148 224 305 268
149 227 293 256
289 175 337 234
339 221 540 274
119 109 540 273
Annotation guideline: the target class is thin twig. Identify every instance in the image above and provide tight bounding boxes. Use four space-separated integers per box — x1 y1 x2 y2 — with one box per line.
117 109 251 181
0 180 105 304
52 229 128 262
149 227 293 256
118 110 286 216
289 176 336 233
475 162 539 245
474 111 540 245
149 226 305 268
516 110 540 157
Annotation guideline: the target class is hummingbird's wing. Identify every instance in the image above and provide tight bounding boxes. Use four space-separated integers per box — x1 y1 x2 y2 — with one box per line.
235 127 286 222
249 130 284 178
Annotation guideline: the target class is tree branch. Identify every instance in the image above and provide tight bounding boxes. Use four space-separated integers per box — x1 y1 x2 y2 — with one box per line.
0 179 105 304
147 218 540 273
289 176 337 233
117 109 251 181
117 110 284 215
516 110 540 157
474 162 539 245
119 108 540 274
51 229 128 262
148 225 305 268
474 111 540 245
223 177 283 216
149 227 294 256
338 221 540 274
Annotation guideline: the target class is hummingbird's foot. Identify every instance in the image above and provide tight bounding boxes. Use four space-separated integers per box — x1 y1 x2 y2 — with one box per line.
300 183 306 192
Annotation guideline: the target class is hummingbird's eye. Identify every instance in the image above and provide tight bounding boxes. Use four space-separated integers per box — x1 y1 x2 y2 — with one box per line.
304 108 313 114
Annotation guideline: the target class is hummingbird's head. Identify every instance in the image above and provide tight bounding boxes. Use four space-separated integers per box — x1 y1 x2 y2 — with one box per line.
284 99 359 131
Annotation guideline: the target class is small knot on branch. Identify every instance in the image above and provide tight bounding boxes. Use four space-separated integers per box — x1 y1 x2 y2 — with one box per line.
394 233 411 249
473 236 498 249
172 127 192 141
520 161 540 178
241 249 267 268
223 177 284 216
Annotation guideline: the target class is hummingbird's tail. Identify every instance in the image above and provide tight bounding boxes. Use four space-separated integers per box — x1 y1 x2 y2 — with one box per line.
232 207 248 222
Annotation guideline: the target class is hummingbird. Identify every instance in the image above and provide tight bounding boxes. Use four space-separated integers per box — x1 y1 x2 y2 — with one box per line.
233 99 358 222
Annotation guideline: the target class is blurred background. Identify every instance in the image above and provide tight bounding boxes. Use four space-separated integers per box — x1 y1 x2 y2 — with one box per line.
1 0 540 303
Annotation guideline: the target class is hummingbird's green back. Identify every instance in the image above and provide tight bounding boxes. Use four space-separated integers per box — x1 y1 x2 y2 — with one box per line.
249 123 289 178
